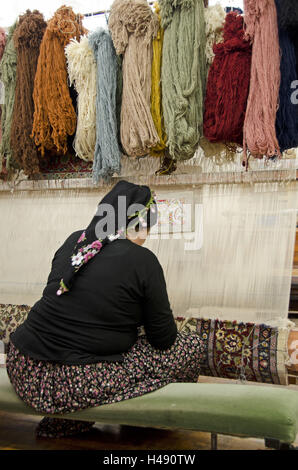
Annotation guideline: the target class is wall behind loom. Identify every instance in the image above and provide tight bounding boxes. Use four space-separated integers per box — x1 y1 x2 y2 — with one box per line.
146 182 298 325
0 0 296 328
0 1 244 29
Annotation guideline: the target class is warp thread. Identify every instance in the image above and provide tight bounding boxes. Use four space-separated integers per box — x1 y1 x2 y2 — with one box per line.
31 6 86 157
0 27 7 146
0 22 17 174
204 3 225 69
0 28 6 61
203 12 252 146
150 2 167 158
274 0 298 153
65 36 97 162
160 0 207 161
89 28 121 183
10 10 47 176
108 0 159 158
243 0 281 166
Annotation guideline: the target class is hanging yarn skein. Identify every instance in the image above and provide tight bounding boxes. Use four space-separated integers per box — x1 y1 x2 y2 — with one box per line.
204 3 225 69
160 0 207 162
65 36 97 162
0 22 17 174
242 0 281 166
203 12 252 147
0 27 7 147
89 28 121 182
150 2 167 158
278 0 298 29
10 10 47 176
274 0 298 153
31 6 86 157
108 0 159 158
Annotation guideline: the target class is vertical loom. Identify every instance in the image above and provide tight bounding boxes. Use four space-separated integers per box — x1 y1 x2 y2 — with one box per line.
0 150 297 329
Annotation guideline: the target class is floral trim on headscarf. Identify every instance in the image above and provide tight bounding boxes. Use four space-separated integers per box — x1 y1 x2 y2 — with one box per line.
56 190 157 296
127 190 156 229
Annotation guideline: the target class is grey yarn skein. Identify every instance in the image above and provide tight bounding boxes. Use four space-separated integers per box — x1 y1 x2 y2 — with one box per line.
89 28 121 183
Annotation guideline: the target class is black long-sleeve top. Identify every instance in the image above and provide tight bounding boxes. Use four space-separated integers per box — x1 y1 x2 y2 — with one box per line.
11 231 177 365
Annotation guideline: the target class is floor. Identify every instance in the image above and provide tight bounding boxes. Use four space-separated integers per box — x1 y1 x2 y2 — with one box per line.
1 316 298 451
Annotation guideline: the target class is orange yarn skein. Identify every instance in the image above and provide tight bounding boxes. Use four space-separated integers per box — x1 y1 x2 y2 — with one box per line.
243 0 281 166
31 6 86 156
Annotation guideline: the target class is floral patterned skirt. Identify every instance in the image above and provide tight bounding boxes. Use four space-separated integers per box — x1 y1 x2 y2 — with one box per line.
6 333 203 420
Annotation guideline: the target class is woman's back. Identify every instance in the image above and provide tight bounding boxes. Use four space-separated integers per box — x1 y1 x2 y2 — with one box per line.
11 231 176 365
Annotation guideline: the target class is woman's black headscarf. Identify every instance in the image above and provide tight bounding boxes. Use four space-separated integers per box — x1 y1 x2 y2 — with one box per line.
57 180 157 295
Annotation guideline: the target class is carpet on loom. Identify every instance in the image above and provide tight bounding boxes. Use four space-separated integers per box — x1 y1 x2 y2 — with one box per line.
31 6 86 157
203 12 252 147
204 3 225 69
10 10 47 177
150 2 167 158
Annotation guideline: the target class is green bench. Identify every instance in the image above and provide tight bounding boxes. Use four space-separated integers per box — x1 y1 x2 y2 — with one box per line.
0 368 298 449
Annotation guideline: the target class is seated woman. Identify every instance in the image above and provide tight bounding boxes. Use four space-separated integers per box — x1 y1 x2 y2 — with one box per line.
6 180 204 438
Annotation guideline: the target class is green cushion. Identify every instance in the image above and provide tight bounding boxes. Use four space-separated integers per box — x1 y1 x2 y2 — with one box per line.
0 368 298 443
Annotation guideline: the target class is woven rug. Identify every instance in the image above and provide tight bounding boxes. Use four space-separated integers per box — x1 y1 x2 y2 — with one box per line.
0 304 289 385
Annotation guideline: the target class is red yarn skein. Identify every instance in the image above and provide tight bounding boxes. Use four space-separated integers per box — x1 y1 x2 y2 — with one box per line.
203 12 252 146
